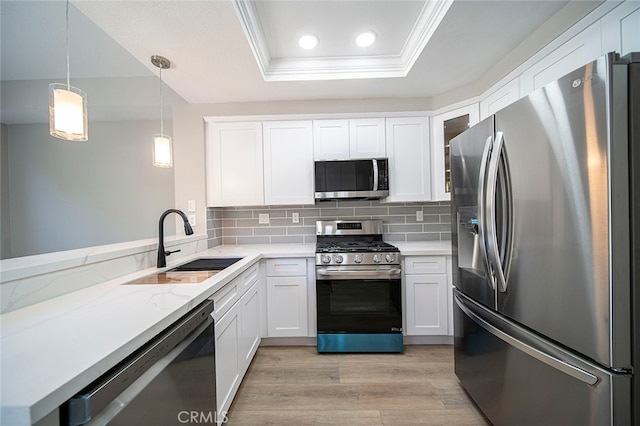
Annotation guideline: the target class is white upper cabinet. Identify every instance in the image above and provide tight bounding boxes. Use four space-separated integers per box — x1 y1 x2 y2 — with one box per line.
313 119 350 160
263 121 314 205
601 1 640 56
520 24 602 95
480 78 520 121
313 118 385 160
385 117 432 203
206 121 264 207
349 118 386 158
431 104 480 201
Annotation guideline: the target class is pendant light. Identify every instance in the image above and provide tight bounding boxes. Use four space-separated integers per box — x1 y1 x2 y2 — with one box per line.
49 0 88 141
151 55 173 168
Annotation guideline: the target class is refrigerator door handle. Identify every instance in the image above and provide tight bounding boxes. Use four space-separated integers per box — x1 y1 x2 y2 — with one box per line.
477 135 495 290
455 294 599 386
485 131 509 292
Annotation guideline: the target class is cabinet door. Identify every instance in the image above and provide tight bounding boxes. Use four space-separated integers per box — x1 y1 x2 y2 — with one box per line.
385 117 432 202
206 121 264 207
349 118 386 158
601 1 640 57
215 307 240 417
519 24 601 95
238 283 261 373
313 119 350 160
263 121 314 205
431 104 480 201
480 78 520 120
405 274 448 336
266 276 308 337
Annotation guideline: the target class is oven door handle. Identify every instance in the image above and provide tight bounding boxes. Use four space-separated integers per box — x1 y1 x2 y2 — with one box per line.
316 268 402 280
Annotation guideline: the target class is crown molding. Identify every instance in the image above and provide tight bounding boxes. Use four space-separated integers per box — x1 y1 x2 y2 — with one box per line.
232 0 453 81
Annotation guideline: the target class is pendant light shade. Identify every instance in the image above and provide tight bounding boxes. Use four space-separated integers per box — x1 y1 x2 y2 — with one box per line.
151 55 173 168
49 83 88 141
153 134 173 168
49 0 88 141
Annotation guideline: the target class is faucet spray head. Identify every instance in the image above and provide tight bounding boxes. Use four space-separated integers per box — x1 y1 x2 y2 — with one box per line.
184 221 194 235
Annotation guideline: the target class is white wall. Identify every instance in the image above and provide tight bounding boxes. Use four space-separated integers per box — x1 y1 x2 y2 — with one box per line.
4 120 176 258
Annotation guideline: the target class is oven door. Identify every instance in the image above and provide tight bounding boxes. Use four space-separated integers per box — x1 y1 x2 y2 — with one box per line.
316 267 402 334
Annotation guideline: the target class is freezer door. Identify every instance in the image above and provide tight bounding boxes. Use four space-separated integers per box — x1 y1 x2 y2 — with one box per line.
454 291 632 426
493 54 632 368
450 117 495 309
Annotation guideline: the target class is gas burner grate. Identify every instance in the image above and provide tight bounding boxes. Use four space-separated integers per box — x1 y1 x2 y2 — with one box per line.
316 241 399 253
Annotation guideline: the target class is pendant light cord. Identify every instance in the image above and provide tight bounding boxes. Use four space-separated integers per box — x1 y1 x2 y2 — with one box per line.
65 0 71 90
159 66 164 135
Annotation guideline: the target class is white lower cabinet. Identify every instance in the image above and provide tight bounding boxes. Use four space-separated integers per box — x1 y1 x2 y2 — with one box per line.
404 256 450 336
213 263 261 424
214 302 240 422
265 258 308 337
238 282 261 371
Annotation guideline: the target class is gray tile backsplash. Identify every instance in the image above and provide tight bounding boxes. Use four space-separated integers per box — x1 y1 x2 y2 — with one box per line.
207 200 451 247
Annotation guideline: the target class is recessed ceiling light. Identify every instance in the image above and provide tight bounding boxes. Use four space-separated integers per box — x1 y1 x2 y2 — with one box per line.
356 31 377 47
298 34 319 49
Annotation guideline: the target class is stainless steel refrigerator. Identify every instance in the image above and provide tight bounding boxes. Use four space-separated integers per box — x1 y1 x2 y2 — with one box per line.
450 52 639 425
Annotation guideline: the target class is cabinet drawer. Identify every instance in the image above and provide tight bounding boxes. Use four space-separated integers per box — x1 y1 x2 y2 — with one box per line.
239 262 260 290
404 256 447 274
266 258 307 276
213 281 239 319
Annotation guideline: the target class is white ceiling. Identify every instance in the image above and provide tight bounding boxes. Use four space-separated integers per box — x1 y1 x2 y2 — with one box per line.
1 0 602 124
235 0 454 81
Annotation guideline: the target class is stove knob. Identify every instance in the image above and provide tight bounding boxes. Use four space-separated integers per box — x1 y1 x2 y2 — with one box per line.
373 254 382 263
334 254 344 264
385 254 395 263
321 255 332 264
354 254 363 264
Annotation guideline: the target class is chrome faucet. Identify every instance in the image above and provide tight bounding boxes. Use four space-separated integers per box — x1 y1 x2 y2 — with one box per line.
157 209 194 268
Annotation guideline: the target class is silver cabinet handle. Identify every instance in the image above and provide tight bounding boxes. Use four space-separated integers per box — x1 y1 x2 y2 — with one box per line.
455 294 599 386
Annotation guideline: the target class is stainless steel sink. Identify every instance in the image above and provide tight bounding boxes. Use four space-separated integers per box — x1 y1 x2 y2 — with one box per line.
170 257 244 272
125 257 244 285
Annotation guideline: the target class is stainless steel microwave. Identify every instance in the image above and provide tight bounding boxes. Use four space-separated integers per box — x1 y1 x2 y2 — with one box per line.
314 158 389 200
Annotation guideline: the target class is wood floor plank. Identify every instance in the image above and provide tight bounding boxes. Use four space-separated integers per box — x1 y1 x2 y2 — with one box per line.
231 382 444 411
242 363 340 384
226 410 384 425
226 345 491 426
339 362 453 384
380 409 490 425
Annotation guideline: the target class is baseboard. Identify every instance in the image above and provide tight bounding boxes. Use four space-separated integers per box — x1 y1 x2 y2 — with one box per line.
259 335 453 347
404 335 454 345
260 337 317 346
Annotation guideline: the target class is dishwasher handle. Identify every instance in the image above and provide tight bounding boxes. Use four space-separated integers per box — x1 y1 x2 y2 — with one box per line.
67 300 214 425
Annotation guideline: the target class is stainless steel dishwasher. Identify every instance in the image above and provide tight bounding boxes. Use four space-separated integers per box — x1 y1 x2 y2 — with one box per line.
63 300 216 425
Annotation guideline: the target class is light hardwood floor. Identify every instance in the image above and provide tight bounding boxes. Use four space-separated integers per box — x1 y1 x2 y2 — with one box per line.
225 345 491 425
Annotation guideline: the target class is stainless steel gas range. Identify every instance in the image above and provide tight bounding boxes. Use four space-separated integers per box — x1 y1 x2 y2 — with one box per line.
315 220 403 353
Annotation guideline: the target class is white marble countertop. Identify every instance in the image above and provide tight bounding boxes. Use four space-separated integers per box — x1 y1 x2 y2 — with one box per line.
393 241 452 256
0 241 448 425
